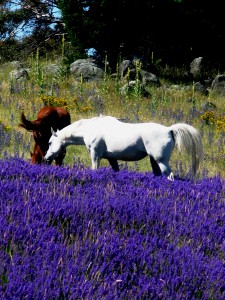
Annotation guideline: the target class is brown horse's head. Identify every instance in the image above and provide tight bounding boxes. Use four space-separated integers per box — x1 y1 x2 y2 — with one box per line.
30 144 44 164
19 106 71 165
33 129 52 156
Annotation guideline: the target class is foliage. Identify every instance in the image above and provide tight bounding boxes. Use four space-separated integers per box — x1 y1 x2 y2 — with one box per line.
57 0 89 56
201 111 225 132
0 0 64 60
0 49 224 298
41 95 68 108
0 0 57 39
0 158 225 298
56 0 225 69
1 1 225 69
0 52 224 177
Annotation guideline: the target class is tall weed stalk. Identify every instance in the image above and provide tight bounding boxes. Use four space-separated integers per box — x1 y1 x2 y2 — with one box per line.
34 48 44 95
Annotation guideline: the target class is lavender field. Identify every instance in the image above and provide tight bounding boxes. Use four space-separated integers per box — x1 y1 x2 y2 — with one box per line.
0 157 225 299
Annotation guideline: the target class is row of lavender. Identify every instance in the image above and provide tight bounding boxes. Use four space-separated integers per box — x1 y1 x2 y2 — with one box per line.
0 158 225 299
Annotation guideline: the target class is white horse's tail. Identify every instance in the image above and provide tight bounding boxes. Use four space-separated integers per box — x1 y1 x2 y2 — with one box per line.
170 123 204 178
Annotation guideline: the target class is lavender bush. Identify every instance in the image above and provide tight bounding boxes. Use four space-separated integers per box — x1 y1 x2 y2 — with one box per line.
0 158 225 299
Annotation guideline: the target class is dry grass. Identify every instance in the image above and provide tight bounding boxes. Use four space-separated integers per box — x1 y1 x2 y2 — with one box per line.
0 59 224 178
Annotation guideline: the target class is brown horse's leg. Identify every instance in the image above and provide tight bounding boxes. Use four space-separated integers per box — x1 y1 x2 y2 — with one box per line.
31 143 44 164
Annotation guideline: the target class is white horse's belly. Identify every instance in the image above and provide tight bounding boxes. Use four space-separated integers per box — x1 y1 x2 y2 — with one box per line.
103 146 147 161
102 134 147 161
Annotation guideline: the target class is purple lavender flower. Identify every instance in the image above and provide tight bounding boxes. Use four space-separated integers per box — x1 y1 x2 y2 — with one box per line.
0 158 225 299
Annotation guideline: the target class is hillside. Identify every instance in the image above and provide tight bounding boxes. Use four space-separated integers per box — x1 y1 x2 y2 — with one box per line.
0 57 224 177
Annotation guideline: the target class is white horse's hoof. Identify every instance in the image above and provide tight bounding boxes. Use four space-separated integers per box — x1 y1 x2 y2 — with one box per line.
167 172 174 181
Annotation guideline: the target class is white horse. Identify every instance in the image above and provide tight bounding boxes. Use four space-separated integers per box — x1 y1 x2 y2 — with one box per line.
44 115 204 180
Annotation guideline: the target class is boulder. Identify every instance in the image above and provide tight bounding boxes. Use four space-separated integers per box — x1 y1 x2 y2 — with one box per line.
118 60 136 79
9 68 29 81
119 80 150 97
70 58 104 80
194 82 208 96
190 57 204 80
211 74 225 96
140 70 160 87
44 64 60 75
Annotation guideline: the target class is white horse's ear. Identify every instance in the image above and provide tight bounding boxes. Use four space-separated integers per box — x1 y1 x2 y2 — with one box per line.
51 127 57 137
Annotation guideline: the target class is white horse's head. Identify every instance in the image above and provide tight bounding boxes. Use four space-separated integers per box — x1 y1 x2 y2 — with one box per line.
44 128 65 164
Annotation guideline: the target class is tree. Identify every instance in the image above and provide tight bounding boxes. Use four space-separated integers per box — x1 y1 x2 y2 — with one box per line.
181 0 225 66
2 0 225 68
0 0 61 41
56 0 88 58
57 0 186 67
57 0 225 68
0 0 66 60
57 0 160 66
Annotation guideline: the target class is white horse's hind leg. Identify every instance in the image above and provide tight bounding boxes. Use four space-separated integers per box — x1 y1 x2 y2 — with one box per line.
149 134 175 180
149 156 174 180
158 161 174 180
167 172 174 181
108 158 119 172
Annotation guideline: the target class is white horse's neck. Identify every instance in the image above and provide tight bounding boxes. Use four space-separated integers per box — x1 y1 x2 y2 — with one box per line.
58 120 86 146
58 116 115 146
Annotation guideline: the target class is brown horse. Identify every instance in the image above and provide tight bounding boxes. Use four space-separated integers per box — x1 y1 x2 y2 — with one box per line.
19 106 71 165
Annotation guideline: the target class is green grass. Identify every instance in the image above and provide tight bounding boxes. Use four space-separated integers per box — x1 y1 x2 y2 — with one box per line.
0 58 224 178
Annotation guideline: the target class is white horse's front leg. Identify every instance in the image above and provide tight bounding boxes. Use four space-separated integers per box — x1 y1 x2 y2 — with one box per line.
90 148 100 170
92 159 100 170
